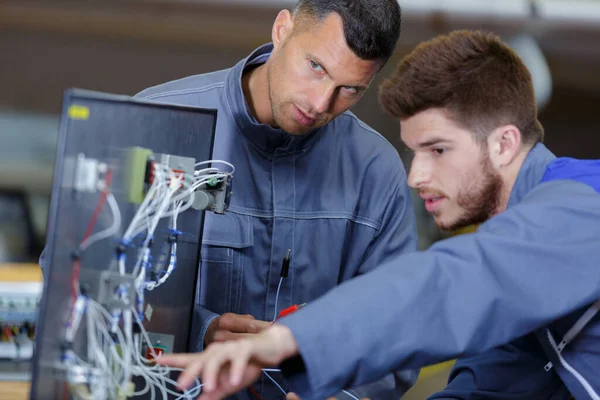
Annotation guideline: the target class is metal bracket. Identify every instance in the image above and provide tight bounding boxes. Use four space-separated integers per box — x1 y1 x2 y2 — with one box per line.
192 174 233 214
97 271 137 310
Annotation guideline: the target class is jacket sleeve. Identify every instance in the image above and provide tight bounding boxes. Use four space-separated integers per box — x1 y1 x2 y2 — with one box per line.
330 159 418 400
333 369 419 400
189 305 220 352
278 180 600 400
355 162 418 275
427 335 571 400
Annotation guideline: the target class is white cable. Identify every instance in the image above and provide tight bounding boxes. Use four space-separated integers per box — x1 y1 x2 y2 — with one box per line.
262 370 287 396
86 301 200 399
131 308 200 399
174 381 203 400
66 159 235 400
65 296 87 342
79 193 122 252
342 390 361 400
85 303 115 395
123 171 162 240
147 203 181 291
121 309 133 395
273 277 284 322
546 328 600 400
195 160 235 174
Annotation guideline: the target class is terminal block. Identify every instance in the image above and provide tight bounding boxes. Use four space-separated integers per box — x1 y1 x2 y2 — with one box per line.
124 147 196 204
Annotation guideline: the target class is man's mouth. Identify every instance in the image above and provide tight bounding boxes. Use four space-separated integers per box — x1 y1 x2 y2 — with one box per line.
293 105 316 126
420 194 446 213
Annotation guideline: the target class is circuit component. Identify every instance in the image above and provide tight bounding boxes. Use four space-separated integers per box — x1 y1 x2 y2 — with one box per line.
61 153 108 193
0 281 41 361
193 173 233 214
97 271 136 310
124 146 154 204
143 332 174 363
149 153 196 191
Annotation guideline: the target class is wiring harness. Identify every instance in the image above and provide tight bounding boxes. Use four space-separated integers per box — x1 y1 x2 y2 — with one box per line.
60 158 234 400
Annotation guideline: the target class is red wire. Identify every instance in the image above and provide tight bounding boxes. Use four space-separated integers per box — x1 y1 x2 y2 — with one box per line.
71 170 113 301
64 171 114 398
62 381 69 400
249 386 263 400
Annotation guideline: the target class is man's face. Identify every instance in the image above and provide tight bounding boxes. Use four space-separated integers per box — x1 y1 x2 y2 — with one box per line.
402 108 504 232
267 12 380 135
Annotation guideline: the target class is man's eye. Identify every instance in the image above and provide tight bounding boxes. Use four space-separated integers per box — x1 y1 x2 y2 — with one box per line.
310 60 323 71
341 86 358 96
433 148 445 155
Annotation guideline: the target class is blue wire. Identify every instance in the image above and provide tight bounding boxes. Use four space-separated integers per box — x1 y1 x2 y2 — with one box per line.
273 277 284 322
262 370 287 396
342 389 361 400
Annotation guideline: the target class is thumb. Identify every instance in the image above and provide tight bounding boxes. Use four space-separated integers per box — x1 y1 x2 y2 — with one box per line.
286 393 302 400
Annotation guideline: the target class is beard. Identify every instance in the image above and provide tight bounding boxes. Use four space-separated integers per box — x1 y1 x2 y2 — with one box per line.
436 155 504 232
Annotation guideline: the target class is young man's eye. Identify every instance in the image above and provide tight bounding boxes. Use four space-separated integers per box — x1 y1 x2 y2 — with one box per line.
433 148 445 155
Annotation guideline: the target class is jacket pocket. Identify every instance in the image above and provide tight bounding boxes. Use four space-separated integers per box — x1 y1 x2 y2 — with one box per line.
197 212 253 314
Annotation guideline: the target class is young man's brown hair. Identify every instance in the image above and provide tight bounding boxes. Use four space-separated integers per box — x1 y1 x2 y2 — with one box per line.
379 30 544 147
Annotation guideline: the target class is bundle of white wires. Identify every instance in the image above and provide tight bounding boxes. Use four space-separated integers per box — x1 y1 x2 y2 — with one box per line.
62 159 234 399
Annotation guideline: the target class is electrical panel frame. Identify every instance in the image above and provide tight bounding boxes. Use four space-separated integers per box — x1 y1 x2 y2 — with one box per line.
30 89 217 400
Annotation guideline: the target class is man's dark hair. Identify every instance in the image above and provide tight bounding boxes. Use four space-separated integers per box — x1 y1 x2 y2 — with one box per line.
379 30 544 147
292 0 402 62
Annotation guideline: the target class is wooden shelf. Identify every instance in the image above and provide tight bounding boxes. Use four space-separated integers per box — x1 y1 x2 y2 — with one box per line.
0 381 30 399
0 264 42 283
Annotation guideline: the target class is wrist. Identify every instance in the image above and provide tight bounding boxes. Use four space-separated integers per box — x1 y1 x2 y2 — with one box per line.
269 324 299 361
203 315 220 347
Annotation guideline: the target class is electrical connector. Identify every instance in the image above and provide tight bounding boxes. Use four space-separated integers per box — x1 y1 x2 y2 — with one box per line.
74 153 105 193
276 303 307 320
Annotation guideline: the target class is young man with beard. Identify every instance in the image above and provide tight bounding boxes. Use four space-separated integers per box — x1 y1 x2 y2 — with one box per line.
157 30 600 400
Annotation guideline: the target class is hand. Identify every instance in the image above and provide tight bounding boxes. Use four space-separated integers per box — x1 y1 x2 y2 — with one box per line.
205 313 272 346
157 324 299 400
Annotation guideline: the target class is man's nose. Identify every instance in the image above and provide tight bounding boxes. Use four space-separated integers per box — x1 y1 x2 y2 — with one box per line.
308 83 336 114
407 157 431 189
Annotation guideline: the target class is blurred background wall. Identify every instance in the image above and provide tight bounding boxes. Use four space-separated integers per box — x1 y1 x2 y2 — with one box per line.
2 0 600 254
0 0 599 396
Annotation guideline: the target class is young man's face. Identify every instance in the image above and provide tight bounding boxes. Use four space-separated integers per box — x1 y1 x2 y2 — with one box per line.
267 12 380 135
402 108 504 232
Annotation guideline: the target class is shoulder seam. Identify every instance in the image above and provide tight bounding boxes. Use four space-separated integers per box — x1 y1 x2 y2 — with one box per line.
339 112 397 151
140 81 225 100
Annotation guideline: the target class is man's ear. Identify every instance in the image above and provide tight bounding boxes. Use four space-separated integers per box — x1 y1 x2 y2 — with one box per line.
272 10 293 51
487 124 522 169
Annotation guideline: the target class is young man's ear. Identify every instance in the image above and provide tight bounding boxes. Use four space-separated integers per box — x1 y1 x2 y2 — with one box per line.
272 10 293 51
487 125 522 168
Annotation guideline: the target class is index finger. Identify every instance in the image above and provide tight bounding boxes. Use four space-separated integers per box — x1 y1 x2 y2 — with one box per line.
155 353 202 368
